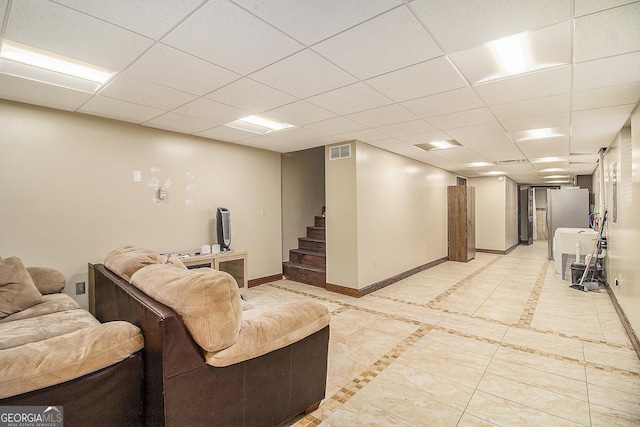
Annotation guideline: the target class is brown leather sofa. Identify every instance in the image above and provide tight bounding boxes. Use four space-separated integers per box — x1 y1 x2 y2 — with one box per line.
94 261 330 427
0 258 144 427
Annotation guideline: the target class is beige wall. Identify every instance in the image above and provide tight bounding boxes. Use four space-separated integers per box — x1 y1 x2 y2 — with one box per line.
471 176 519 252
325 142 359 288
326 141 455 290
601 104 640 336
281 147 325 261
0 100 283 309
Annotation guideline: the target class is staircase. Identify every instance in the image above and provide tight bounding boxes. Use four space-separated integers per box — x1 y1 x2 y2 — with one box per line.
283 211 326 287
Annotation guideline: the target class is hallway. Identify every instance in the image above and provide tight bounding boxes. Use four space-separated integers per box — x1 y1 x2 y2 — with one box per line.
245 241 640 426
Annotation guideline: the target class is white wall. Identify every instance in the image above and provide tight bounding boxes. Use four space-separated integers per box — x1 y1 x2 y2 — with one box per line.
471 176 519 252
601 104 640 337
0 100 283 308
326 141 455 290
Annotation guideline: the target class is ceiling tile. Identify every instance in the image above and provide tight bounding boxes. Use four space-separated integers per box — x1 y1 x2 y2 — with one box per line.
474 66 571 106
6 0 153 70
100 74 197 110
490 94 570 121
79 96 164 123
51 0 204 39
429 147 486 165
248 49 357 98
231 0 402 45
446 122 507 140
173 98 251 125
347 104 418 127
205 78 297 113
313 6 442 79
456 131 518 154
573 51 640 92
143 112 216 134
303 117 366 135
306 82 393 115
400 131 454 145
126 44 241 96
401 87 484 119
572 82 640 111
574 0 637 16
376 119 438 138
517 137 570 159
194 125 255 143
427 108 497 131
162 1 303 75
410 0 570 52
572 104 636 130
365 57 468 102
574 2 640 63
0 73 92 111
501 113 570 136
333 128 388 143
263 100 337 126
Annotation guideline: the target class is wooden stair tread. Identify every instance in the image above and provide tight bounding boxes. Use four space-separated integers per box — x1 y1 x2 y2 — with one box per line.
290 248 326 257
283 261 326 273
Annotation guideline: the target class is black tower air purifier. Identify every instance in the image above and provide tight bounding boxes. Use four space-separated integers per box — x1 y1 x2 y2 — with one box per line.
217 207 231 251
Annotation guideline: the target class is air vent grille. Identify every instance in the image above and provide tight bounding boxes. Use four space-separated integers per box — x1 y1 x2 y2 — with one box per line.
330 144 351 160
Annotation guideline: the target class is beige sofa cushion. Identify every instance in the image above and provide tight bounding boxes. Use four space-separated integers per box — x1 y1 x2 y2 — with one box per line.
130 264 241 352
0 294 80 324
26 267 66 295
205 300 330 367
0 257 43 318
104 245 163 281
0 321 143 398
0 308 99 350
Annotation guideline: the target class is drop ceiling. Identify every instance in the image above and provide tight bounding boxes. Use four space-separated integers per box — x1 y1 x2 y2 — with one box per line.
1 0 639 184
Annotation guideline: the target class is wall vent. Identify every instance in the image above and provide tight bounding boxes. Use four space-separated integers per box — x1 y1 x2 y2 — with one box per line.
330 144 351 160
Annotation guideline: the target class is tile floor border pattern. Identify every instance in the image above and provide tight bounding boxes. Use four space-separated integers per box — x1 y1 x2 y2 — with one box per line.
269 280 640 378
373 292 634 351
270 280 640 425
517 259 549 328
425 256 503 309
296 324 433 426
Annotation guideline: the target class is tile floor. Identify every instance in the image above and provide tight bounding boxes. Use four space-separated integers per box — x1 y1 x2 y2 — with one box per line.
243 241 640 426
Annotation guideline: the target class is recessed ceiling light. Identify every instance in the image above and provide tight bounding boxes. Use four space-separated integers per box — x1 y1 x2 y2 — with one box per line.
224 115 295 135
531 157 566 163
464 162 494 168
517 128 566 142
539 168 568 173
0 40 115 92
489 33 531 75
543 175 570 179
415 140 462 151
480 171 508 176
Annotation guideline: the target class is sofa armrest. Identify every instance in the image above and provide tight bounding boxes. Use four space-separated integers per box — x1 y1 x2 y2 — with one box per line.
26 267 65 295
0 321 143 398
204 300 330 367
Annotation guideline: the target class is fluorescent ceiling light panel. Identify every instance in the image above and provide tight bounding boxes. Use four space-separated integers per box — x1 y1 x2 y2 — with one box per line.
489 33 530 74
448 22 571 85
464 162 494 168
531 157 566 163
0 40 115 92
516 127 566 142
416 140 462 151
480 170 507 176
539 168 568 173
543 175 570 179
224 115 295 135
